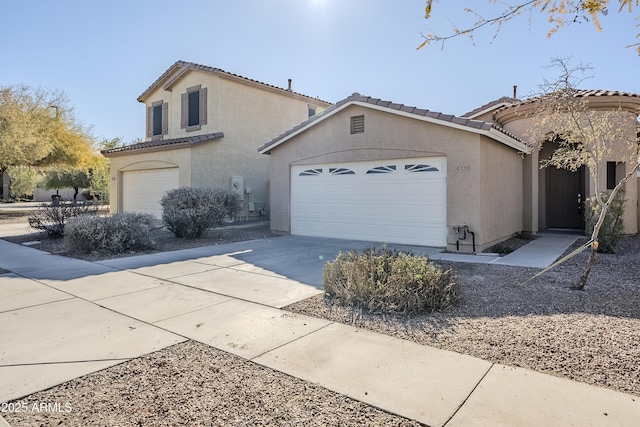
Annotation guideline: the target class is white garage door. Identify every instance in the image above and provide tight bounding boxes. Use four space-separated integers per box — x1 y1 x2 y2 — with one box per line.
122 168 179 218
291 157 447 247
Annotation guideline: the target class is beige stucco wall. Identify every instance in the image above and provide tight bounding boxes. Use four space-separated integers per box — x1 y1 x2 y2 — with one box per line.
478 136 524 248
109 68 329 218
189 75 320 217
106 148 191 214
267 105 524 252
498 103 639 235
143 71 222 139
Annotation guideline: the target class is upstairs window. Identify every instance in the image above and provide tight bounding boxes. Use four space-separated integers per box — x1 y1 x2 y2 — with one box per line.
308 106 316 117
181 85 208 131
146 100 168 139
188 90 200 126
152 104 162 136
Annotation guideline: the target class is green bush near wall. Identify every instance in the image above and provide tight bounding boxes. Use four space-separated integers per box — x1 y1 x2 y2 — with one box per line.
584 190 625 254
161 187 239 239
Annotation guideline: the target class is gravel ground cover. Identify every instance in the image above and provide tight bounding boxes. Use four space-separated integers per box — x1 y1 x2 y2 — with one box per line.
287 234 640 397
3 216 639 424
1 218 279 262
3 341 421 427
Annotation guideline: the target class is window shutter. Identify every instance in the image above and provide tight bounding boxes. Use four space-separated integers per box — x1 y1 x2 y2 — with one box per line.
181 93 188 129
199 87 207 126
162 102 169 135
146 106 153 138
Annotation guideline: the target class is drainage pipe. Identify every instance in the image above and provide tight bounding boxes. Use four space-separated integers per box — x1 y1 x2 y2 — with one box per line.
468 230 476 253
454 225 476 253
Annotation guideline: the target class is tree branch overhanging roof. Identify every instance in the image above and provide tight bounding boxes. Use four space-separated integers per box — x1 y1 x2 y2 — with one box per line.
258 94 530 155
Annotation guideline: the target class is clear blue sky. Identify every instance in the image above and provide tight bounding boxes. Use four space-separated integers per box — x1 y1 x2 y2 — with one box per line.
1 0 637 144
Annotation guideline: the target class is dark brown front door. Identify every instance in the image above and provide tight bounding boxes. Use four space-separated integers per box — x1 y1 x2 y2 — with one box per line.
547 166 585 229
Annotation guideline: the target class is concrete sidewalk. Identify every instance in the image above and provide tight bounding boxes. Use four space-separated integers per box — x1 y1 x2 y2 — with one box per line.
1 231 638 426
430 231 580 268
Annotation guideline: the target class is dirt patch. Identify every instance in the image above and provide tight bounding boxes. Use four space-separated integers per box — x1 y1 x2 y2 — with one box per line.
485 233 537 255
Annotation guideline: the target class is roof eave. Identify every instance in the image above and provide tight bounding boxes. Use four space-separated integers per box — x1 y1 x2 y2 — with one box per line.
259 99 528 154
465 102 513 120
485 128 532 154
102 141 195 157
138 60 332 106
101 132 225 157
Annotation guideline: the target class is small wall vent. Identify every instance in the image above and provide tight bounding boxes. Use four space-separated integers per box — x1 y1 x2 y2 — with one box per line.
350 115 365 134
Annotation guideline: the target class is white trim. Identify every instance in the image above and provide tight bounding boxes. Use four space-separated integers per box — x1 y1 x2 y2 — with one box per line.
259 100 531 154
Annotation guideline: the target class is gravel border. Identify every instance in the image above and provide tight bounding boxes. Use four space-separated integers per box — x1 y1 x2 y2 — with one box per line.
4 341 421 427
1 222 280 262
287 235 640 397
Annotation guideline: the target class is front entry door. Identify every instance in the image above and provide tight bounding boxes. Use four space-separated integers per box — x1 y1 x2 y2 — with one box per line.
547 166 585 229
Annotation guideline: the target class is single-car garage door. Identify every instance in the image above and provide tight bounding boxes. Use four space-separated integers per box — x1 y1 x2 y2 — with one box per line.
122 168 179 218
291 157 447 247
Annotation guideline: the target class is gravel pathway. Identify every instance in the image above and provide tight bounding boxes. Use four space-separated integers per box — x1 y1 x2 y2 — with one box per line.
288 234 640 397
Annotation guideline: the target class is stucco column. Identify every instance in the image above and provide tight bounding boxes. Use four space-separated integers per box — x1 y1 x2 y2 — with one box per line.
522 151 539 234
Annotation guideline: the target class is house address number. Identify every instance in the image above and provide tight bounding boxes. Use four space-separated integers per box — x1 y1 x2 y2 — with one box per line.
456 165 471 173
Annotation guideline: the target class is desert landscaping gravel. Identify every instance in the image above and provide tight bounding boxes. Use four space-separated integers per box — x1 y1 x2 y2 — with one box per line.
2 217 640 425
288 234 640 397
3 341 421 427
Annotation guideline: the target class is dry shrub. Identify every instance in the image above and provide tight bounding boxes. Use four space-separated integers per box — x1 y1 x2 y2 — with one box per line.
161 187 238 238
323 246 460 315
64 213 155 254
28 201 98 237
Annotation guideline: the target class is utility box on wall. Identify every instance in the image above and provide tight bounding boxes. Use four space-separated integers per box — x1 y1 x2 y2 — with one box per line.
231 175 244 201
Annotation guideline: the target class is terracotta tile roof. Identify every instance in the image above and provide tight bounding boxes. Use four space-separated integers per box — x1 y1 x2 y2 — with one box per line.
462 96 518 119
101 132 224 156
258 94 526 154
504 89 640 109
137 60 331 105
466 90 640 120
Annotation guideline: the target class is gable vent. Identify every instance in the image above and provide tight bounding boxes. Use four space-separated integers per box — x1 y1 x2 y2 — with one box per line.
350 115 365 134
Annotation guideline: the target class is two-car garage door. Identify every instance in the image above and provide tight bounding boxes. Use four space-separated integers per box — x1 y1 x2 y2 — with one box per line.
291 157 447 247
122 168 179 218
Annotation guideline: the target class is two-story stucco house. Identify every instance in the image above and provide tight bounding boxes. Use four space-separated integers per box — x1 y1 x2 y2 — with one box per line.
102 61 331 218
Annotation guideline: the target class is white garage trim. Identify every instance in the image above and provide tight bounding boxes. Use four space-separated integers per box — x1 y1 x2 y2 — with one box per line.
291 157 447 247
121 168 179 218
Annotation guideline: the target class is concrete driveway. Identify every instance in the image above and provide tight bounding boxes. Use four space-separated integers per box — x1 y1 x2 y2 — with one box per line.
95 235 444 289
1 232 639 427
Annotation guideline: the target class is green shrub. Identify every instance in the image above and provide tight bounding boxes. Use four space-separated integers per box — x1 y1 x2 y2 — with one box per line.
323 246 460 315
28 201 98 238
161 187 239 238
64 213 155 254
585 190 625 254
